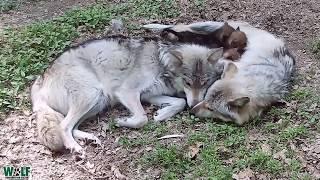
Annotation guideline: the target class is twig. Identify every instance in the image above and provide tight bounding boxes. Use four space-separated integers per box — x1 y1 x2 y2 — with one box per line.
157 134 185 140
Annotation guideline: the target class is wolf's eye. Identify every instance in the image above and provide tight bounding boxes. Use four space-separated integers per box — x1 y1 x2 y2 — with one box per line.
185 81 191 87
207 106 213 111
200 79 208 86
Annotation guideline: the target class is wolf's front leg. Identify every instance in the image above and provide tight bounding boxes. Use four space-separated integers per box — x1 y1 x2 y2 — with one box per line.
146 96 186 122
115 91 148 128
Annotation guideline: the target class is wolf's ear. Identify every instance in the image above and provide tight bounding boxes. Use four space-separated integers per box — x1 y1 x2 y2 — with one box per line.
167 50 183 70
208 47 223 64
221 62 238 79
228 97 250 107
236 26 240 31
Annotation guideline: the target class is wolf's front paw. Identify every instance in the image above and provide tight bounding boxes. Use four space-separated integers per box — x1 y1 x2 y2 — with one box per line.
154 103 185 122
154 108 175 122
115 115 148 128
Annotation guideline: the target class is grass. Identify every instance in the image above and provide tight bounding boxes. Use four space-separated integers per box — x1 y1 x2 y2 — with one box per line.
143 145 191 176
0 0 19 13
278 126 307 141
142 143 233 179
236 150 283 174
311 39 320 57
135 118 309 178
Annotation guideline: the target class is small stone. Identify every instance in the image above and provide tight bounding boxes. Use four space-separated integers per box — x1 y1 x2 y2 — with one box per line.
111 19 124 33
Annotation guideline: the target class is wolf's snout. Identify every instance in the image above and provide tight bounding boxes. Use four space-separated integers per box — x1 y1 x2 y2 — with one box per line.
190 101 204 114
190 106 198 114
188 99 200 108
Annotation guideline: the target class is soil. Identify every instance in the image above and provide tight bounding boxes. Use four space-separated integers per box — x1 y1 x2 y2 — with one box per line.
0 0 96 29
0 0 319 179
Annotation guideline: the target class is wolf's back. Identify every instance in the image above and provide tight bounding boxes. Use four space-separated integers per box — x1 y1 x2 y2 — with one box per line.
252 46 295 103
272 46 295 90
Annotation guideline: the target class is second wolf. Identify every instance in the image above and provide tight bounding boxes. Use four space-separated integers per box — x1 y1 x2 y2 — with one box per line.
31 36 224 152
189 22 295 125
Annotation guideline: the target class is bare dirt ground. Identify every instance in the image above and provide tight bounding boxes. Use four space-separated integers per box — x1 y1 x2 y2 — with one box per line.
0 0 96 29
0 0 319 179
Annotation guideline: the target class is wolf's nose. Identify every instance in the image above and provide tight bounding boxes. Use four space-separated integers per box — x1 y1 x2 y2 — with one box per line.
188 99 199 108
190 105 199 114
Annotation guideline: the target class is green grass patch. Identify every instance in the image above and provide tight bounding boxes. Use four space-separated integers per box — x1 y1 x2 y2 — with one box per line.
236 150 283 175
193 0 206 11
192 145 233 179
142 122 168 136
278 125 307 142
0 0 19 13
127 0 179 19
139 121 246 179
118 135 152 148
188 123 246 147
142 142 233 179
311 39 320 57
289 88 312 101
143 145 191 177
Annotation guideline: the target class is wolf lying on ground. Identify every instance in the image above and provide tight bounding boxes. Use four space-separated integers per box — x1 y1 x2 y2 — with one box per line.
31 35 224 152
186 22 295 125
144 21 295 125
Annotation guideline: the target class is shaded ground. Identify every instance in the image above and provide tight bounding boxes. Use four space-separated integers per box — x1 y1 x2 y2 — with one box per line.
0 0 319 179
0 0 96 29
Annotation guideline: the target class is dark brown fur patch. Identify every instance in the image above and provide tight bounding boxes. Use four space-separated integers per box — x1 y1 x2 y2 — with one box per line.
161 29 221 48
226 31 247 49
160 22 248 61
223 48 241 61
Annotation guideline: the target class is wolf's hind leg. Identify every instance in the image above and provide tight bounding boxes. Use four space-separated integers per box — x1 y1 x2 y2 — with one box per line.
60 89 106 153
72 95 108 147
146 96 186 122
115 91 148 128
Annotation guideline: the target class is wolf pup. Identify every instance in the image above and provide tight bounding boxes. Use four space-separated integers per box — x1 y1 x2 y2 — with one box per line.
190 22 295 125
31 36 224 152
143 22 247 61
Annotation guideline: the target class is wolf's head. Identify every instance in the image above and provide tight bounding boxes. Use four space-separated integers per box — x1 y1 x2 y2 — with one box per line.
190 63 253 125
165 45 224 107
226 27 247 50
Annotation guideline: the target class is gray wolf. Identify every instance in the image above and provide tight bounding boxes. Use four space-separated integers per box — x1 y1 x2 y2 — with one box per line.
143 22 247 61
188 21 295 125
31 35 224 152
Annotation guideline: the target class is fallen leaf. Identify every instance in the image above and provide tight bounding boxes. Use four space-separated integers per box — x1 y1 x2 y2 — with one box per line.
273 149 287 160
187 142 203 159
22 109 31 116
86 161 94 169
8 136 23 144
232 168 254 180
260 144 271 155
111 165 127 180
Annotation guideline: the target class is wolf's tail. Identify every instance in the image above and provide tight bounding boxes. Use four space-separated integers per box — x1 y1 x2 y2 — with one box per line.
31 76 64 151
265 46 296 100
275 46 296 81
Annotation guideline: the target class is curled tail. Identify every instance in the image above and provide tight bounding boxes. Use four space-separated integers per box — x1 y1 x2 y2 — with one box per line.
31 76 64 151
